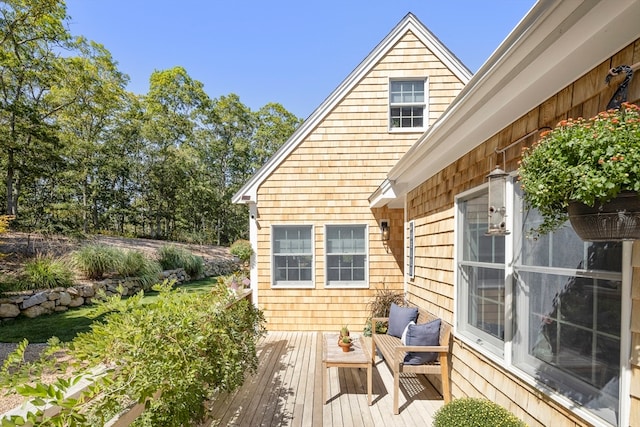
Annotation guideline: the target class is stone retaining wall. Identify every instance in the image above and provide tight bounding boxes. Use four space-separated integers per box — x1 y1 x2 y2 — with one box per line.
0 259 240 320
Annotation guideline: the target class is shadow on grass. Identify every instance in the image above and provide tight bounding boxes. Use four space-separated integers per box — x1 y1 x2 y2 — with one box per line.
0 277 219 343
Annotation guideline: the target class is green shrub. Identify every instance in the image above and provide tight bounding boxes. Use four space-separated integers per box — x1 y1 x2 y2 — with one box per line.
71 244 124 280
433 398 527 427
1 281 266 426
157 244 204 277
118 250 162 290
22 255 74 289
230 239 253 265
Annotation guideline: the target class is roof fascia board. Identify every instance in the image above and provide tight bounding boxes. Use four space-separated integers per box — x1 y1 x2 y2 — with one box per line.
232 12 472 204
388 0 640 194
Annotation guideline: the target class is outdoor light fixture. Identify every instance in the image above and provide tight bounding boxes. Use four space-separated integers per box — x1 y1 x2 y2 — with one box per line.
380 220 390 241
486 166 510 236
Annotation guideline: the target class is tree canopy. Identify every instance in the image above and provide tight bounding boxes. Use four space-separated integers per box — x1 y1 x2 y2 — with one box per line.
0 0 302 244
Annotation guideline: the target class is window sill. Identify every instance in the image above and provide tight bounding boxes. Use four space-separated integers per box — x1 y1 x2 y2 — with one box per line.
388 127 426 134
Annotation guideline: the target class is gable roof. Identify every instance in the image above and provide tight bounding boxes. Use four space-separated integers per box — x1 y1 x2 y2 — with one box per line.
232 12 472 204
376 0 640 204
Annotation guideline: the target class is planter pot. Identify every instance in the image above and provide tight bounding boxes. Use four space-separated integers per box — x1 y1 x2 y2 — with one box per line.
338 340 353 352
567 192 640 241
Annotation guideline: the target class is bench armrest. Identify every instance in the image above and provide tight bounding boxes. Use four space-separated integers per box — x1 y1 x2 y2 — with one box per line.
371 317 389 335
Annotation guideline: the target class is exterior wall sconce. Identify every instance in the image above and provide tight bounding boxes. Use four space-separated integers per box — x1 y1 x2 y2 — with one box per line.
486 166 510 236
380 220 390 241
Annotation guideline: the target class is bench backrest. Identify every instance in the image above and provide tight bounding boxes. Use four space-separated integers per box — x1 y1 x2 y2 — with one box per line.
414 306 452 348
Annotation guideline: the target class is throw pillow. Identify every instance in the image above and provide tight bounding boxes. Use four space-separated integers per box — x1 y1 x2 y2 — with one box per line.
401 321 415 345
387 303 418 338
403 318 441 365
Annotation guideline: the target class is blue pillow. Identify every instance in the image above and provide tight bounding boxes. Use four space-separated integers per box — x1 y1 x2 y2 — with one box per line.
387 303 418 338
403 318 441 365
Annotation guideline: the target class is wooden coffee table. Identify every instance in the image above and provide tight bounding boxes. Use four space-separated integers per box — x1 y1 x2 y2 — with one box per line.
322 333 372 405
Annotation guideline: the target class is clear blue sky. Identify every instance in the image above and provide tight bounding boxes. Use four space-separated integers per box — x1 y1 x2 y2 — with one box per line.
64 0 537 119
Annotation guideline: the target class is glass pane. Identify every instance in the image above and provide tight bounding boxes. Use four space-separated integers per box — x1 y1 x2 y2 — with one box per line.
520 196 622 271
273 226 312 254
327 254 366 282
274 255 312 282
515 270 621 416
326 226 365 254
460 193 505 263
460 265 505 340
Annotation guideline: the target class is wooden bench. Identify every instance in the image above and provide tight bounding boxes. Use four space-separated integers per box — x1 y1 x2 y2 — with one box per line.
371 306 452 414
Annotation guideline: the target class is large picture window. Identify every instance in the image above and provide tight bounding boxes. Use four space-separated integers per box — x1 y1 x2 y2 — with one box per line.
389 79 426 130
456 184 623 426
272 225 313 287
325 225 367 287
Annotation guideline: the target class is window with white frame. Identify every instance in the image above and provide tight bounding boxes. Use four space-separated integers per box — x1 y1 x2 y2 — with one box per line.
408 220 415 278
389 79 426 130
272 225 313 287
325 225 367 287
456 183 623 426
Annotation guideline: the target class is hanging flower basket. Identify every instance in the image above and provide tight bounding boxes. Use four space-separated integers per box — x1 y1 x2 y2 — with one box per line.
567 191 640 241
518 102 640 240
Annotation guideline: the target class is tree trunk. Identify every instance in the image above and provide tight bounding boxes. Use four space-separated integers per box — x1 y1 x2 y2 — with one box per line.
5 149 15 215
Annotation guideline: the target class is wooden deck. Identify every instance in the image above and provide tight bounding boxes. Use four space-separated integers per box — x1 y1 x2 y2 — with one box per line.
204 331 444 426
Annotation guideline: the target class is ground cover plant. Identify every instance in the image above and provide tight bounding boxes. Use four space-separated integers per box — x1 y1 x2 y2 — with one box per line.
432 397 527 427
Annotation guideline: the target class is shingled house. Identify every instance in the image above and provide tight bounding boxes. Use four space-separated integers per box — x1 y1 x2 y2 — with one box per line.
235 1 640 425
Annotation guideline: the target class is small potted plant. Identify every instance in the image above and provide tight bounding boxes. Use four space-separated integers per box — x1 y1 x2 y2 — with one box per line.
338 335 353 352
340 325 349 338
518 102 640 241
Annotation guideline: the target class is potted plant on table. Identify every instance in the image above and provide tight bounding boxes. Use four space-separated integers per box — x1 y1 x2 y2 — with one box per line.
338 335 353 352
518 102 640 241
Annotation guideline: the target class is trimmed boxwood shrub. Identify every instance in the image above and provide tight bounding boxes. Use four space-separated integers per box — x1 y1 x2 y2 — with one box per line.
433 397 527 427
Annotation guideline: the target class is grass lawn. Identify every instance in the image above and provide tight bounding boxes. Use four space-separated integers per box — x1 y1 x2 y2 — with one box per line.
0 278 219 343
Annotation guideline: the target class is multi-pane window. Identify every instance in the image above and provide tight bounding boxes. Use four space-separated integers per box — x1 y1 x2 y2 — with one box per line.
272 225 313 287
326 225 367 287
457 191 506 354
456 184 623 426
513 205 622 425
389 80 426 129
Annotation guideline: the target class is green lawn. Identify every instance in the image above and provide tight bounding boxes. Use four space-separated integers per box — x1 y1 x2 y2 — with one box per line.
0 278 219 343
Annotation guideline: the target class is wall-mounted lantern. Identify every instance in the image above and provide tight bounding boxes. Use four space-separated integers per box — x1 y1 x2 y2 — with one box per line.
380 220 390 241
486 166 509 236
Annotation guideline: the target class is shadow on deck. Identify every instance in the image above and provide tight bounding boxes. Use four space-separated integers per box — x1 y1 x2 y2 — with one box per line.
203 331 444 427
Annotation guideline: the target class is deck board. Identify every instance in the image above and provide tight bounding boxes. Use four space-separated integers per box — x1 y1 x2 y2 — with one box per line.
204 332 444 426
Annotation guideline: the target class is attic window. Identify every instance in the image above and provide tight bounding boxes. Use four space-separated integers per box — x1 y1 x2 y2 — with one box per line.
389 79 426 130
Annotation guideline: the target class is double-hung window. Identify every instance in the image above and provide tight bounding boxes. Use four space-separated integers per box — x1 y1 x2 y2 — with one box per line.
389 79 427 130
457 189 506 356
272 225 313 287
456 183 624 426
325 225 367 287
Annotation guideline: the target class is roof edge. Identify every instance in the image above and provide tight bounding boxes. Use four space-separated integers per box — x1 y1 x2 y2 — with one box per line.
232 12 472 204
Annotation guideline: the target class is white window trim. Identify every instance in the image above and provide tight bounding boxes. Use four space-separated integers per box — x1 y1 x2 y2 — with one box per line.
324 223 369 289
453 179 631 427
270 224 315 289
407 220 415 279
388 77 428 133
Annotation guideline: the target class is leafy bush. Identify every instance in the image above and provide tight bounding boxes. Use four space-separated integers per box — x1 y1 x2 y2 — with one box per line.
157 244 204 277
0 281 266 426
72 244 124 280
118 250 162 290
230 239 253 265
22 255 74 289
433 398 527 427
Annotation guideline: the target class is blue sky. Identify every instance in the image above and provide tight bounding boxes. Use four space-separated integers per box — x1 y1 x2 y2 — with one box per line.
64 0 536 119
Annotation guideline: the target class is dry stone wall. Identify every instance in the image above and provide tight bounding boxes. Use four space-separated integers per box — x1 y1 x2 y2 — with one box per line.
0 258 240 320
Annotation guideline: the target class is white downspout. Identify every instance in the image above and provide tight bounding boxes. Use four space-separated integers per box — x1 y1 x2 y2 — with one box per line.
248 202 259 306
